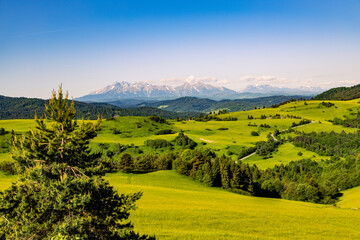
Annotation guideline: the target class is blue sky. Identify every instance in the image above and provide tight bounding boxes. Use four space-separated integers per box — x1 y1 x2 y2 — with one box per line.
0 0 359 98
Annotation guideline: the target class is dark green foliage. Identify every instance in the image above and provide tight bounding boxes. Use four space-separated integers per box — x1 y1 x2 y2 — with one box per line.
0 128 9 136
251 131 259 136
291 119 312 127
238 147 257 159
119 153 135 172
144 139 173 149
319 101 335 108
255 139 280 159
217 127 228 130
154 129 176 135
0 133 11 154
174 133 197 149
313 84 360 100
0 87 153 239
0 161 16 175
148 115 167 123
292 131 360 157
140 96 305 113
270 99 297 108
331 111 360 128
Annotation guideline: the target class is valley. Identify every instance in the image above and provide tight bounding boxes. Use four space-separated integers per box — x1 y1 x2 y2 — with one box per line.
1 93 360 238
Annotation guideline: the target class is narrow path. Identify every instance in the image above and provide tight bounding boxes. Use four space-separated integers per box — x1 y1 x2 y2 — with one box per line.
239 152 256 161
199 138 214 143
239 120 316 161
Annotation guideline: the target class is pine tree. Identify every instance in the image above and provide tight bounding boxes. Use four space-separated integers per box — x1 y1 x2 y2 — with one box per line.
0 87 154 239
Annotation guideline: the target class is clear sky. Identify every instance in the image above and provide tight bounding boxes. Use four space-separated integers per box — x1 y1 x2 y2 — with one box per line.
0 0 359 98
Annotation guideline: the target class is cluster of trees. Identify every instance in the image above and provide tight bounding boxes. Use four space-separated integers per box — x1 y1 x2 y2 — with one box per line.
331 111 360 128
238 137 281 160
168 148 343 204
319 101 335 108
291 119 312 127
174 133 198 149
270 99 297 108
292 131 360 157
118 152 176 173
144 139 173 149
155 129 176 135
0 128 9 136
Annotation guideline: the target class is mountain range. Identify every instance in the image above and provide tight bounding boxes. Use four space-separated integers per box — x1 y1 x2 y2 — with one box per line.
76 81 322 102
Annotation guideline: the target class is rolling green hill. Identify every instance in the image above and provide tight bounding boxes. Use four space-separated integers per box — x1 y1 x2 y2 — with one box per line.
134 95 304 112
0 95 197 119
2 97 360 239
1 170 359 239
313 84 360 100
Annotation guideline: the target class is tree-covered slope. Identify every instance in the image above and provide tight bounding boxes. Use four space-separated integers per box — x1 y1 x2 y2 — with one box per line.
313 84 360 100
0 95 198 119
136 95 305 112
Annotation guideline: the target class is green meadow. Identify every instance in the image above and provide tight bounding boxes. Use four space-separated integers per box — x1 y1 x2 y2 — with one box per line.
338 186 360 210
107 171 360 239
242 142 331 169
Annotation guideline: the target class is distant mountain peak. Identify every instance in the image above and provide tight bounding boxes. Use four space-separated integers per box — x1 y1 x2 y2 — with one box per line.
78 80 236 102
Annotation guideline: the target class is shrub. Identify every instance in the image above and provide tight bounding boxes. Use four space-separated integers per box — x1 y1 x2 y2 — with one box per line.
251 131 259 136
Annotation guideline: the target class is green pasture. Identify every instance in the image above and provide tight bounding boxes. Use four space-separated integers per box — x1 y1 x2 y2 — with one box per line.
337 186 360 209
0 119 35 132
242 143 331 169
223 99 359 124
106 170 360 240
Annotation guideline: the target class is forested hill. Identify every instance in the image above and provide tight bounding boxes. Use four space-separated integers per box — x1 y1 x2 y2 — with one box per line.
313 84 360 100
134 95 307 112
0 95 198 119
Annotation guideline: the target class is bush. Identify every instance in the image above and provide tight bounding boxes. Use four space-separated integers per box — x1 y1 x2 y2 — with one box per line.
251 131 259 136
174 133 197 149
0 161 16 175
145 139 173 149
155 129 176 135
217 127 229 130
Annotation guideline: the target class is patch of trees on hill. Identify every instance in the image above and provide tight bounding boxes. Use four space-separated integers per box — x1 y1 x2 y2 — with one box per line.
0 95 197 119
313 84 360 100
292 131 360 157
140 96 306 113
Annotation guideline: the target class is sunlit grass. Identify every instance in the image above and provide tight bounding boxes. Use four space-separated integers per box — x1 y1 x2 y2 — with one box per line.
337 186 360 209
242 143 331 169
106 171 360 239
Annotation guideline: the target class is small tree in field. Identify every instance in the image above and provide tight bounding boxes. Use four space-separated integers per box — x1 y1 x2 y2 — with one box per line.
0 87 154 239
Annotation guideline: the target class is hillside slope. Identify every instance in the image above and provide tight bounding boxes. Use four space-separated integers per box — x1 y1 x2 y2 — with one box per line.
313 84 360 100
0 95 198 119
107 171 360 239
135 95 303 112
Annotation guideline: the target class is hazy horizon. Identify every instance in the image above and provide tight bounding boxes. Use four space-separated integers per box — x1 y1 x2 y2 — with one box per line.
1 0 359 98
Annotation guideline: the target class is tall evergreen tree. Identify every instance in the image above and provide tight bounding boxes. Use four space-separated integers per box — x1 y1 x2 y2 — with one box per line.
0 87 154 239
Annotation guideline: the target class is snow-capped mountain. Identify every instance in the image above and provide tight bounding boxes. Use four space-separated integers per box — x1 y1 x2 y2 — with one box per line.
241 85 323 96
77 81 237 102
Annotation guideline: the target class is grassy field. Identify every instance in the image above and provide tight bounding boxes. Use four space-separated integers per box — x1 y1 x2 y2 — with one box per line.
106 170 360 239
0 170 359 239
337 186 360 210
242 143 331 169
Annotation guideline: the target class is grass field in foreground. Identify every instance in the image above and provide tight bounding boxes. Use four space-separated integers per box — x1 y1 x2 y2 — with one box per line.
1 169 359 239
337 186 360 210
106 171 360 240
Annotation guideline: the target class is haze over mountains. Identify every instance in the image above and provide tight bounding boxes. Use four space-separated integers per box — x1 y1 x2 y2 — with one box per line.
77 80 323 102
